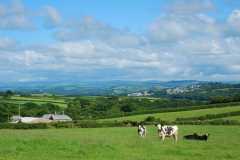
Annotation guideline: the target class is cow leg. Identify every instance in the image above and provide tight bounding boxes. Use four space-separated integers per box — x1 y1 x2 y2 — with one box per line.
174 131 178 142
138 132 142 137
158 133 161 140
173 134 176 141
162 135 165 141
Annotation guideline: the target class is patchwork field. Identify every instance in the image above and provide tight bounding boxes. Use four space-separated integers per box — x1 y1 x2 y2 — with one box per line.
0 125 239 160
99 105 240 122
0 95 100 109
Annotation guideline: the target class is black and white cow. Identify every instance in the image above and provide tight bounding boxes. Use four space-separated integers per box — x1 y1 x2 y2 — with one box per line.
156 124 178 142
138 125 147 138
183 133 210 141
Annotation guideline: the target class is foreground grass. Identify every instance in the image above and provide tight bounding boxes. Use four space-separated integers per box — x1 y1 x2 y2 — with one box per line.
0 125 239 160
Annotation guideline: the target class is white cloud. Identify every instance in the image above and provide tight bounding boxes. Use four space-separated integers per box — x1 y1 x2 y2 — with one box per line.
0 38 20 50
52 28 79 41
0 14 35 30
44 6 64 28
211 74 228 78
175 37 227 55
0 1 240 82
0 0 35 30
162 0 216 14
228 9 240 34
225 37 240 53
18 77 48 82
145 13 224 43
0 0 25 16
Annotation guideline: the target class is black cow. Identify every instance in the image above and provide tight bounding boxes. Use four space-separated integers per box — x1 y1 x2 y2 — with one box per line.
183 133 210 141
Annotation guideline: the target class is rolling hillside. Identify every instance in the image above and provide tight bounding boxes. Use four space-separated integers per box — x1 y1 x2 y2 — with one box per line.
99 105 240 122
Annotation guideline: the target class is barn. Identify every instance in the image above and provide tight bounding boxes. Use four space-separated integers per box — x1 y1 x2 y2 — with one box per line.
42 111 72 122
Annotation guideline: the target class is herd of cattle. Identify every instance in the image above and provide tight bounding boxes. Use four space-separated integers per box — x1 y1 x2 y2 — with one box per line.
138 124 210 142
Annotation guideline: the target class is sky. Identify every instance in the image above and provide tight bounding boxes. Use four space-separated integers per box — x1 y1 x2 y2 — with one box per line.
0 0 240 83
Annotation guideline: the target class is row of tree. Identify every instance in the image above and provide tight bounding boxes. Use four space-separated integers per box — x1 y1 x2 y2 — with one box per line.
207 93 240 104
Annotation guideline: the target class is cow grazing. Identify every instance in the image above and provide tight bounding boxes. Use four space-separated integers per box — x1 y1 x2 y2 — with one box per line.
183 133 210 141
138 125 147 137
156 124 178 142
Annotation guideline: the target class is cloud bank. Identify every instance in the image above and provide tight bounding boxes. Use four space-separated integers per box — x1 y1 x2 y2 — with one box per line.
0 0 239 83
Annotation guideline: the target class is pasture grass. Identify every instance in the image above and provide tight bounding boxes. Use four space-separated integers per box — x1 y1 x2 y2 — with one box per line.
11 96 66 103
100 105 240 122
0 95 68 108
0 125 239 160
220 115 240 121
81 96 99 100
0 99 68 108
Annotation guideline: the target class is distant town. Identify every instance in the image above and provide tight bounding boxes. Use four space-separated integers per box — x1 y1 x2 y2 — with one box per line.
167 84 201 93
127 84 201 96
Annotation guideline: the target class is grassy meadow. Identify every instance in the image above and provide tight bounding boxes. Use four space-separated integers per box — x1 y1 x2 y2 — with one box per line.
0 125 239 160
221 115 240 121
1 95 240 159
99 105 240 122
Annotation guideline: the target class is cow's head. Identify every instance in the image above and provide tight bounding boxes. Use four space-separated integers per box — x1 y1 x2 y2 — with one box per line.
156 124 164 133
200 134 210 140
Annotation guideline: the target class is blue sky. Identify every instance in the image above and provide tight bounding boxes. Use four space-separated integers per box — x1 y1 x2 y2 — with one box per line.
0 0 240 83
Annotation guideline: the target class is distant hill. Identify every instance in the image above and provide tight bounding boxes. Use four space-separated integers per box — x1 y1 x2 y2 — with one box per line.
0 80 202 95
1 80 239 97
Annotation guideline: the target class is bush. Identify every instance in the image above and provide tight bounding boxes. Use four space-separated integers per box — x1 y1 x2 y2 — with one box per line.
144 116 156 122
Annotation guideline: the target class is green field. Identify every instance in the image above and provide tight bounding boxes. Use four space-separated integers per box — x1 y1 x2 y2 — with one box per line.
0 125 239 160
220 115 240 121
0 99 68 108
100 105 240 122
0 95 100 107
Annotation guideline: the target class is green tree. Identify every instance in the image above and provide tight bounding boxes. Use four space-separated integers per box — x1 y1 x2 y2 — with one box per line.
6 90 13 96
64 97 91 120
24 102 39 110
232 93 240 102
0 103 11 122
4 90 13 99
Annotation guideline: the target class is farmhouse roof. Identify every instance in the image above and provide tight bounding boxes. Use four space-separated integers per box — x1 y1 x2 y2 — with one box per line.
10 115 22 121
42 114 54 119
49 115 72 121
10 117 51 123
10 115 22 123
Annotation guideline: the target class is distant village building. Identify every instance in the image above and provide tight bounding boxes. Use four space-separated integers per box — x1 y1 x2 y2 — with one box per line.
128 90 151 96
10 116 51 123
167 84 201 94
10 111 72 123
10 115 22 123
